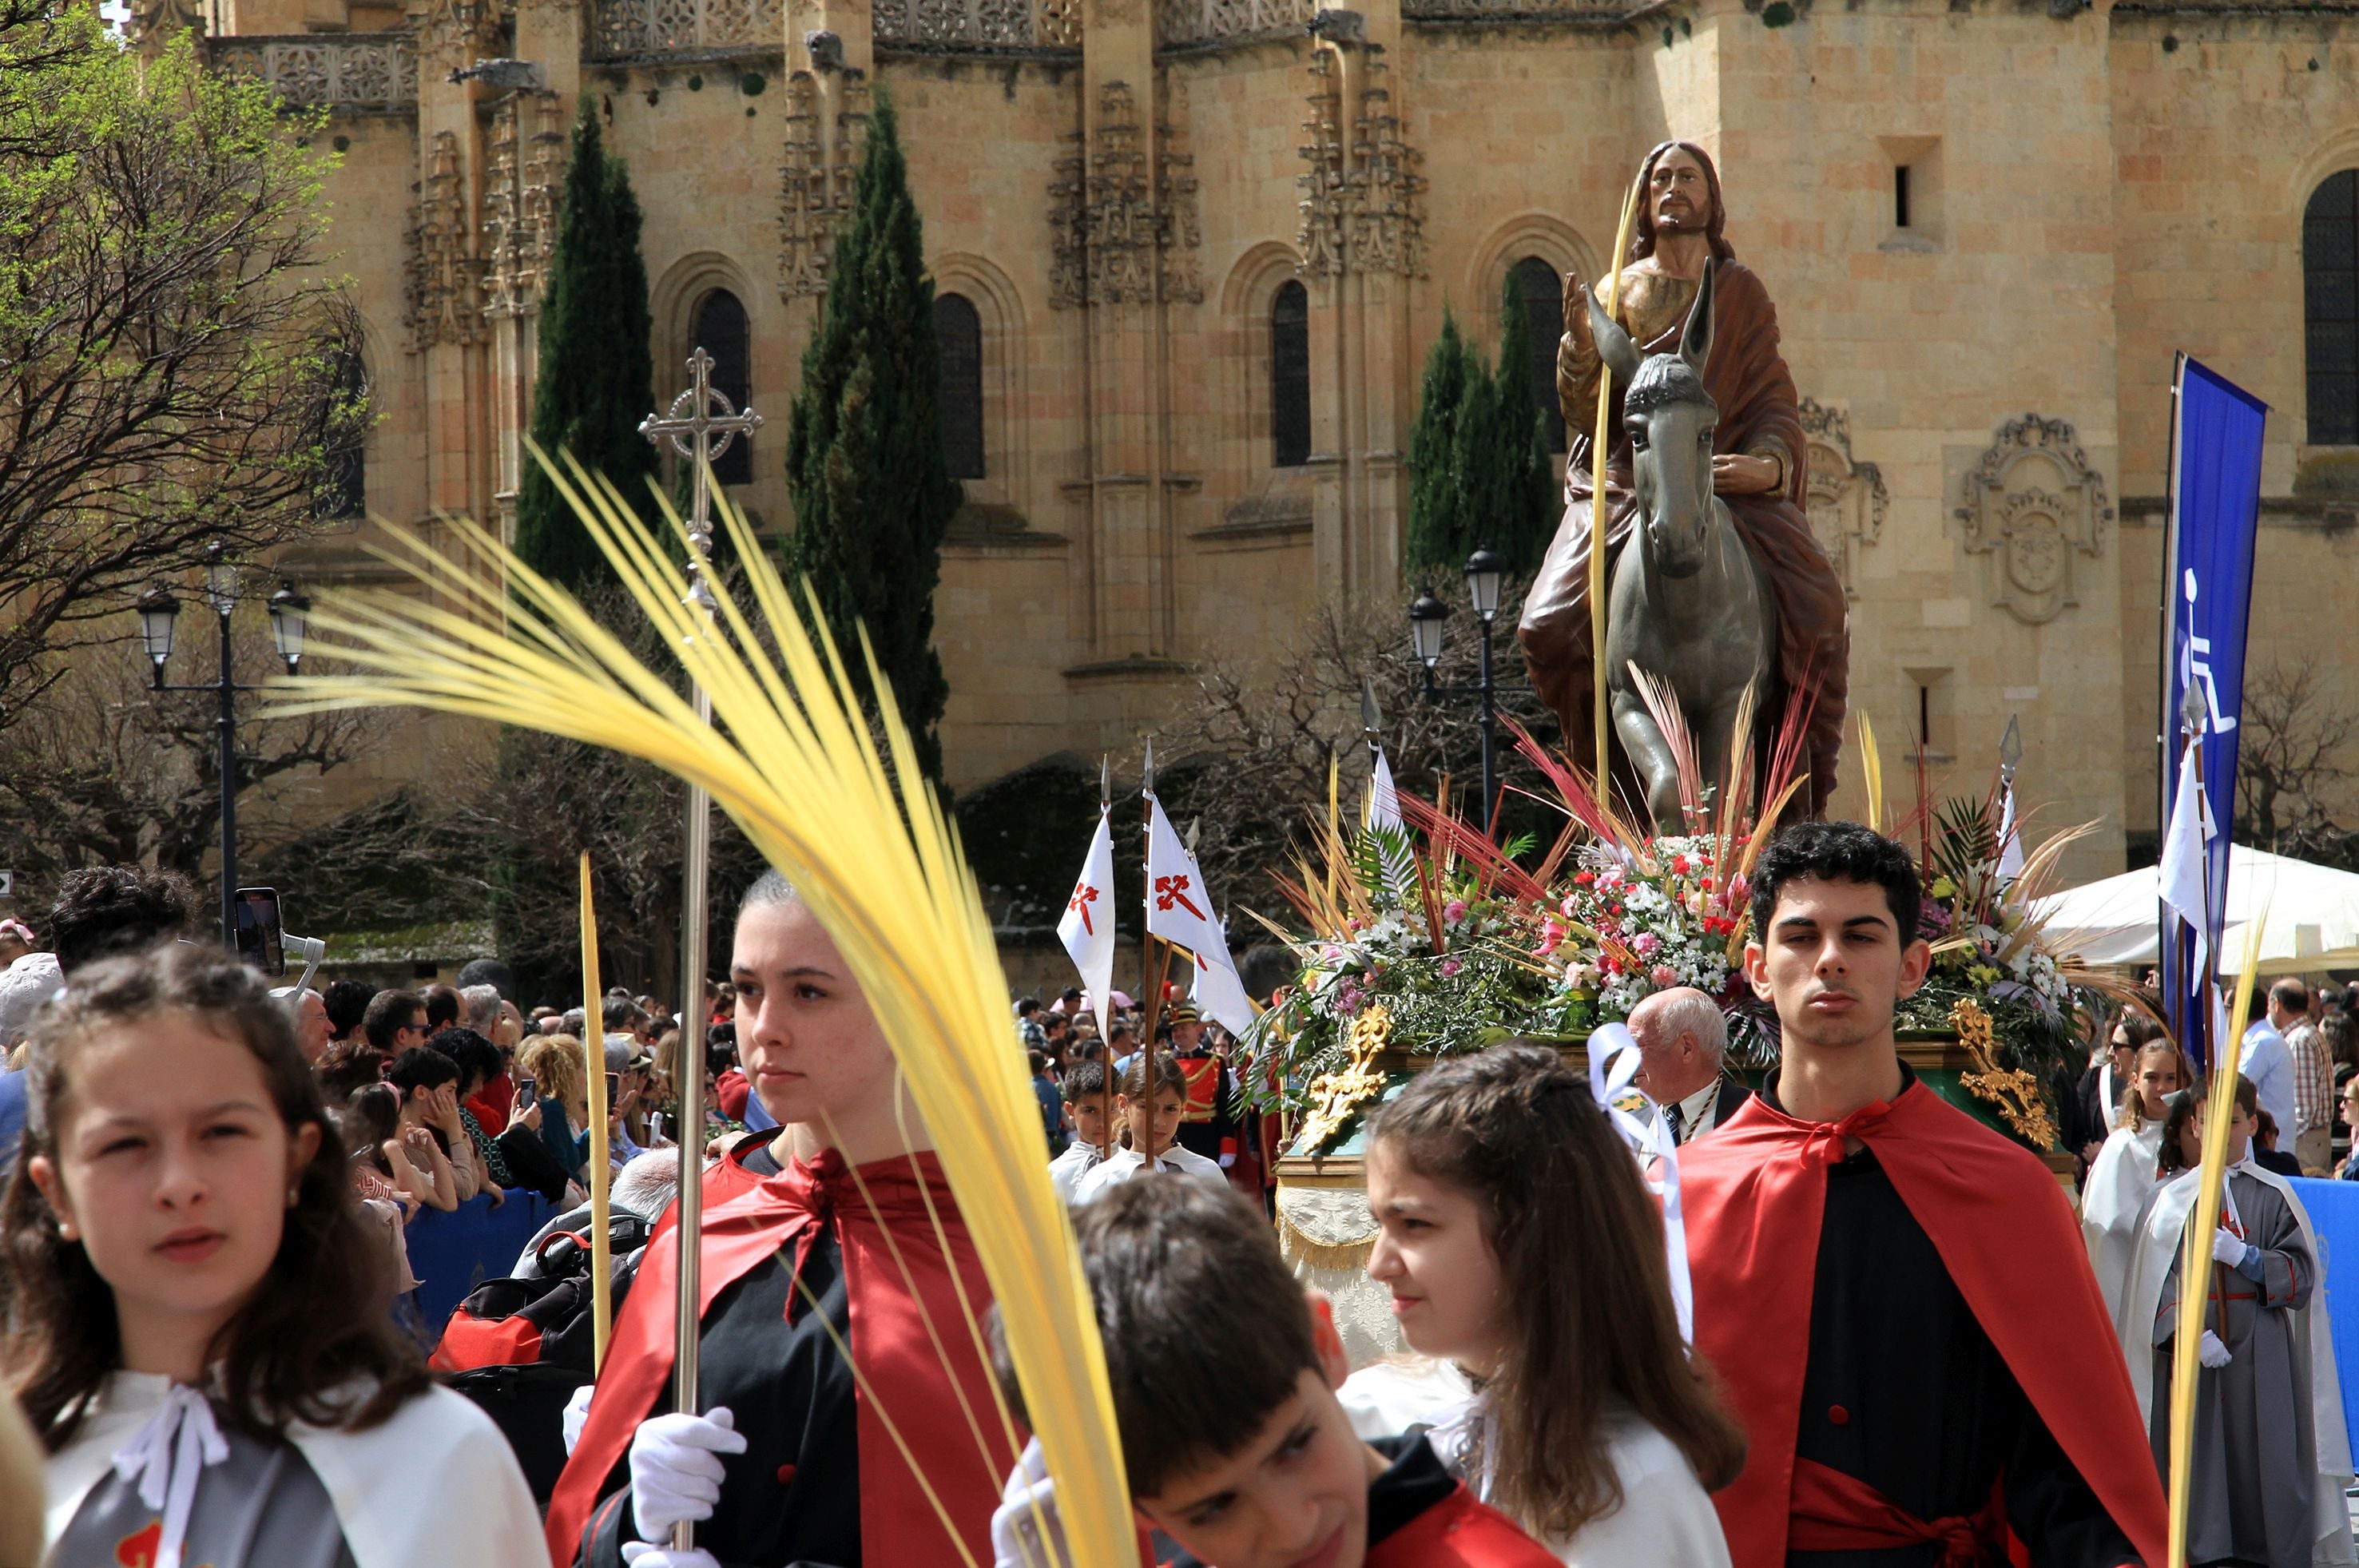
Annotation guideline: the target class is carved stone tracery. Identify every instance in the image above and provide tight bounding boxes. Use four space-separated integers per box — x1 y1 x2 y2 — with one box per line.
412 0 499 65
484 93 567 320
777 69 871 300
1047 80 1203 310
406 129 486 351
1297 47 1424 280
1954 413 2113 626
1799 399 1888 601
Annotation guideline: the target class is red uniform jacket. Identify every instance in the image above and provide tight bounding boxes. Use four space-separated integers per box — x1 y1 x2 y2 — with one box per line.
1680 1077 2168 1568
542 1146 1011 1567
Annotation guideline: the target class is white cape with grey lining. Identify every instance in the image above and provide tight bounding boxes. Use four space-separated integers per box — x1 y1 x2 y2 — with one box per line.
2115 1160 2357 1566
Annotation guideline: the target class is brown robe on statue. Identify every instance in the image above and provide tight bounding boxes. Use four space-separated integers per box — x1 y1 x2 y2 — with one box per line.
1517 259 1849 814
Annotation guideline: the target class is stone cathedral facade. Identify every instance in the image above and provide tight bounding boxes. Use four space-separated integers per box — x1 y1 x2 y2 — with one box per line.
184 0 2359 875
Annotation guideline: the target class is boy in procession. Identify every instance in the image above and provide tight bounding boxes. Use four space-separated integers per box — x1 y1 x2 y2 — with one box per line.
1680 822 2168 1567
543 871 1011 1568
991 1179 1563 1568
1047 1056 1114 1204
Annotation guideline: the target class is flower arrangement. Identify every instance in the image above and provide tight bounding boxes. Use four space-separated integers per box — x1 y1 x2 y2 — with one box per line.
1249 684 2116 1157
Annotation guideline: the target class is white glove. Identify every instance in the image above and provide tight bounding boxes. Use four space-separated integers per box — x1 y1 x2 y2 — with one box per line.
2212 1228 2250 1268
991 1436 1070 1568
620 1546 721 1568
629 1407 747 1539
562 1382 597 1456
1217 1153 1237 1169
2198 1329 2233 1369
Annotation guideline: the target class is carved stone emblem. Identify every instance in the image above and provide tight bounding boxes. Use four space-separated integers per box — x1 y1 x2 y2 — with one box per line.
1799 399 1887 601
1954 413 2113 626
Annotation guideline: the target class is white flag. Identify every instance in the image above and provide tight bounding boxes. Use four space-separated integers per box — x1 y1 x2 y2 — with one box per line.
1058 808 1118 1044
1190 940 1257 1038
1369 747 1403 832
2158 739 2210 986
1994 784 2024 887
1146 796 1235 971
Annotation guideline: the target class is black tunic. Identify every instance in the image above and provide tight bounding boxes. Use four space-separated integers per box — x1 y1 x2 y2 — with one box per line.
1773 1072 2139 1568
579 1143 863 1568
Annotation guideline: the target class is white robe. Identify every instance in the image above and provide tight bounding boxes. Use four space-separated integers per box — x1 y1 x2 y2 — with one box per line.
2080 1121 2165 1323
42 1372 542 1568
1069 1143 1229 1204
2114 1161 2357 1567
1339 1358 1731 1568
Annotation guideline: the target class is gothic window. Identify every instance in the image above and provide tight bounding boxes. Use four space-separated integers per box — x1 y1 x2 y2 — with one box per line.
314 339 367 520
692 288 753 486
1271 280 1310 468
935 292 985 480
2306 169 2359 447
1515 256 1567 452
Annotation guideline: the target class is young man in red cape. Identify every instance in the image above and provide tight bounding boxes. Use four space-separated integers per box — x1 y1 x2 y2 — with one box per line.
542 871 1013 1568
1681 822 2168 1568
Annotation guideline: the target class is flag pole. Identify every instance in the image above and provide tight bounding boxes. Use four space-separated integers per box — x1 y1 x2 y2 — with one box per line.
579 851 613 1371
1101 756 1118 1172
1139 740 1169 1172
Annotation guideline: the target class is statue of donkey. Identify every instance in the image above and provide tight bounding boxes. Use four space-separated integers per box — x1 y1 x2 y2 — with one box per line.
1591 260 1778 832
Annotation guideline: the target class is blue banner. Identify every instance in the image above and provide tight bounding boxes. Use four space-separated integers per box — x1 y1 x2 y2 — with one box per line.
2160 356 2266 1066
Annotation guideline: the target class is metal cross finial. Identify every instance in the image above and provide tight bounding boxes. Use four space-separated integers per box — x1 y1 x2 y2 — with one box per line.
640 347 762 612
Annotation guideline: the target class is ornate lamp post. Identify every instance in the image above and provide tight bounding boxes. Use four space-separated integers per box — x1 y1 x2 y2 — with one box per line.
135 546 310 946
1405 549 1520 832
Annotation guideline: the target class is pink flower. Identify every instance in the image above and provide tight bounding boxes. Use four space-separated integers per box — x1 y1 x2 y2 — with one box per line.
1559 895 1581 920
1634 931 1661 955
1728 873 1749 903
1537 920 1567 957
1443 899 1467 924
1650 964 1678 988
1440 958 1463 979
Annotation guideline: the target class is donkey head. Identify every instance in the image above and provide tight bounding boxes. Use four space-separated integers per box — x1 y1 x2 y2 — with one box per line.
1589 260 1718 579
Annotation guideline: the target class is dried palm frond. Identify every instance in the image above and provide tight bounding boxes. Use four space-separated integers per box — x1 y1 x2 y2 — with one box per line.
267 453 1135 1568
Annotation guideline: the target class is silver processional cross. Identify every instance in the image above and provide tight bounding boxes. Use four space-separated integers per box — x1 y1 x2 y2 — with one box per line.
637 348 759 1544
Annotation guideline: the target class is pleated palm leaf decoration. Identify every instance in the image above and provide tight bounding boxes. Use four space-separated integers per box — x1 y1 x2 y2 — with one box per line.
268 451 1127 1568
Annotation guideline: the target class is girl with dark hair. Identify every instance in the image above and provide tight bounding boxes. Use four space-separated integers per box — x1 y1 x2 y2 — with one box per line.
1342 1042 1744 1564
2 939 538 1567
1069 1050 1228 1203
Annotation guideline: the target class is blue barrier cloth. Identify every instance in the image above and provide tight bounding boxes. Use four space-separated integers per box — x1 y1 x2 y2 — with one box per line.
402 1189 560 1346
2289 1177 2359 1459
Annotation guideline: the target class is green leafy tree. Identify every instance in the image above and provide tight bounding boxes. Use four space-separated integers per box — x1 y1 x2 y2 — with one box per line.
514 103 657 589
1491 272 1559 575
1406 312 1472 575
784 89 960 787
0 10 365 720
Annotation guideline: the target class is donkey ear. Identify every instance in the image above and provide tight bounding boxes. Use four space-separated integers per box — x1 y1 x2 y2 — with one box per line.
1680 260 1716 377
1587 283 1642 384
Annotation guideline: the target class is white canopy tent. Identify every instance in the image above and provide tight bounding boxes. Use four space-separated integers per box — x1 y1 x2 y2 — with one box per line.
2029 844 2359 975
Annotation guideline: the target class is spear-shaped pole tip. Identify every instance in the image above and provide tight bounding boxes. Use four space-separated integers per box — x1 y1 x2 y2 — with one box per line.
1185 816 1201 855
1142 736 1156 796
2182 677 2209 738
1360 677 1383 740
1998 713 2022 782
1100 755 1111 808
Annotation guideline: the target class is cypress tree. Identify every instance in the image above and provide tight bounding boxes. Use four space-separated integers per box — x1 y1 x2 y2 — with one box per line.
514 103 657 589
1406 312 1471 574
784 88 960 788
1492 272 1559 575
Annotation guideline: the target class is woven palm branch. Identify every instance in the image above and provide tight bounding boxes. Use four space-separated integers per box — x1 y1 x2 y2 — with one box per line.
267 452 1130 1568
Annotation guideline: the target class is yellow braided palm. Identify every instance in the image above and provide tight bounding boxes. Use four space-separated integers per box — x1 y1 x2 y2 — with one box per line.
267 451 1126 1568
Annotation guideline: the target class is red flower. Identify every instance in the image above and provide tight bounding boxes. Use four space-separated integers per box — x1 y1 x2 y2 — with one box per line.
1575 870 1595 886
1671 855 1691 875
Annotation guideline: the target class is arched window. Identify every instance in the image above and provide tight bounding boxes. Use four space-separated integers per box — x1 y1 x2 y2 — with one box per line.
935 292 984 480
691 288 753 486
2306 170 2359 447
314 338 367 519
1271 280 1310 468
1514 256 1567 452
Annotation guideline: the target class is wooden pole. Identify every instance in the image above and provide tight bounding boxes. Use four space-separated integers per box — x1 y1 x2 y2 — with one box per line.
1588 165 1648 798
578 851 613 1371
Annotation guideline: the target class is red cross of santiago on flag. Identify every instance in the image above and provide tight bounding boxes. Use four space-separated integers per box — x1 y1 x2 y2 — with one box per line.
1058 808 1118 1043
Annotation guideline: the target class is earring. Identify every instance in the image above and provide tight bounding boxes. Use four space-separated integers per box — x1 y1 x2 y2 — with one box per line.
287 1184 300 1205
56 1220 77 1241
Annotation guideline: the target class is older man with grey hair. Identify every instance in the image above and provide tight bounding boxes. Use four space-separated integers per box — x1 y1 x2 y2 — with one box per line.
1626 985 1750 1145
460 982 503 1034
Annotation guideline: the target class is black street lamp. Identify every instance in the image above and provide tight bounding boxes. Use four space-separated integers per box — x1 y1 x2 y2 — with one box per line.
137 546 309 946
1406 549 1524 832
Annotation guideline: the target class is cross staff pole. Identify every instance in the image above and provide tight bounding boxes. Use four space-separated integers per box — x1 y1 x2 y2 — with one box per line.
638 347 761 1559
1138 740 1170 1170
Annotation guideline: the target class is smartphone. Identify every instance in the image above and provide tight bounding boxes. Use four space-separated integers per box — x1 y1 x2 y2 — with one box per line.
232 887 284 977
515 1076 536 1102
605 1071 620 1101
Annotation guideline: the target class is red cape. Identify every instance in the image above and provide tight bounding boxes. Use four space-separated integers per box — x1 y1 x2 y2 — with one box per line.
542 1147 1013 1567
1368 1483 1565 1566
1680 1078 2166 1568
